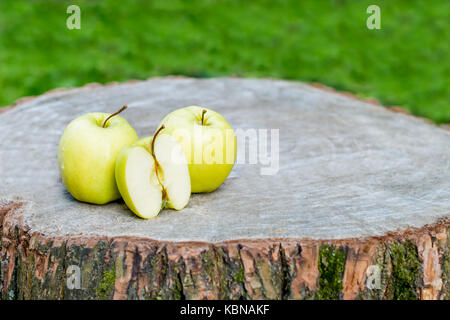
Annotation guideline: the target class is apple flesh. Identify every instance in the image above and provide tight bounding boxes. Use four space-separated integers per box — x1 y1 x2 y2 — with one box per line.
58 111 138 204
158 106 236 193
115 134 191 219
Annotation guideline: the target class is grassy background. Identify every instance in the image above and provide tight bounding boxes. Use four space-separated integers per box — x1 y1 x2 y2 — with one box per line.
0 0 448 123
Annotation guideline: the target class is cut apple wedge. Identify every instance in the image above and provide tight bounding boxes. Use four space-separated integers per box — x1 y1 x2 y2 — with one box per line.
115 131 191 219
153 133 191 210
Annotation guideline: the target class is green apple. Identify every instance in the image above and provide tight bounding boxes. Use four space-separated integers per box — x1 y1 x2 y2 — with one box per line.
58 106 138 204
115 126 191 219
157 106 236 193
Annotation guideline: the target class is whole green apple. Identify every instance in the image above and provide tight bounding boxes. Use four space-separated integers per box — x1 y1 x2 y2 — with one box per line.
58 107 138 204
158 106 236 193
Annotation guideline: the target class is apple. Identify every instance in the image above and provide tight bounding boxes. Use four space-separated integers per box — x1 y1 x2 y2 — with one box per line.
157 106 236 193
115 126 191 219
58 106 138 204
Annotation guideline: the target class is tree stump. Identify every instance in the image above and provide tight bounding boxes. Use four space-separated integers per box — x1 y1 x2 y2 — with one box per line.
0 78 449 300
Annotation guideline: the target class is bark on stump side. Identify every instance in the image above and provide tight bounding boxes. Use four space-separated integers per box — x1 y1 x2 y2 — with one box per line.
0 78 449 300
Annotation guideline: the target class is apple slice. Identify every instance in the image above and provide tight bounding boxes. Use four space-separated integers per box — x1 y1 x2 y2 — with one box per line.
115 130 191 219
153 133 191 210
115 141 163 219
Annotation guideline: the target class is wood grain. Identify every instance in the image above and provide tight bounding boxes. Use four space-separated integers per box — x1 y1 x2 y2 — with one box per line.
0 78 449 299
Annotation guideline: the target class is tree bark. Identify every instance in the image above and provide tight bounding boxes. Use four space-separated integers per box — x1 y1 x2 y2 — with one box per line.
0 77 449 299
1 202 449 300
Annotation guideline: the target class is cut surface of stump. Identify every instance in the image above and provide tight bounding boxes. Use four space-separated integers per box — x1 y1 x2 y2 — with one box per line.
0 77 449 300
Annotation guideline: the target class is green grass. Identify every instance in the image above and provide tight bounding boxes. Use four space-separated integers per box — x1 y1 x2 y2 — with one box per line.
0 0 448 123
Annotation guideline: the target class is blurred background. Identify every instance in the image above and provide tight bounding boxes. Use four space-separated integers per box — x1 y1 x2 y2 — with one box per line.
0 0 448 123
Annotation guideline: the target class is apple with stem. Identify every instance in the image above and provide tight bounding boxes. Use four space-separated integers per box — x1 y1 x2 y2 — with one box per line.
115 125 191 219
157 106 236 193
58 106 138 204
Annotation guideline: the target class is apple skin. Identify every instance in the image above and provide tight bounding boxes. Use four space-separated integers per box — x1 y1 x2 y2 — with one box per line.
158 106 236 193
58 112 138 204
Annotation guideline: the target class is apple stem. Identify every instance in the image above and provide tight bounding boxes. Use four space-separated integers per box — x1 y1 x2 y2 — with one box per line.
201 109 207 125
151 125 165 156
150 125 167 201
102 105 128 128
